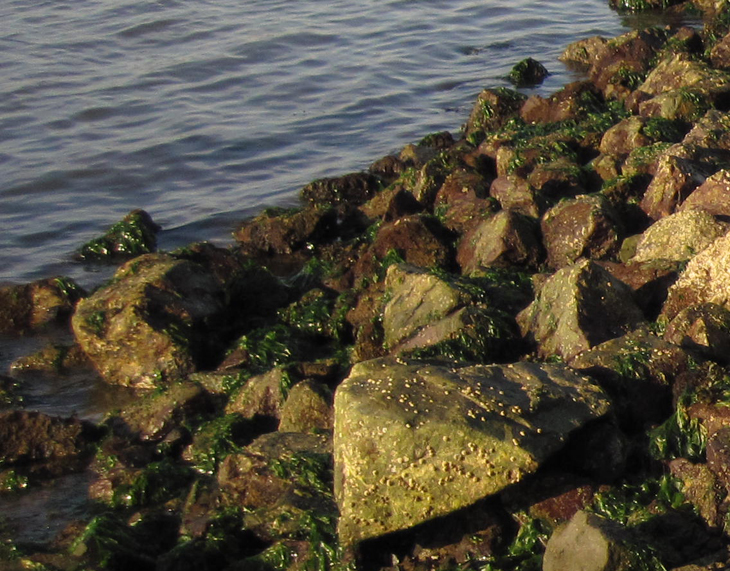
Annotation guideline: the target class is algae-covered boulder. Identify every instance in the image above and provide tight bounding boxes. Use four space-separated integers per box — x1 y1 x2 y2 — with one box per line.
72 253 225 388
77 209 160 261
300 172 381 207
631 208 727 263
334 357 610 545
508 57 548 87
464 88 527 141
662 232 730 321
517 260 645 361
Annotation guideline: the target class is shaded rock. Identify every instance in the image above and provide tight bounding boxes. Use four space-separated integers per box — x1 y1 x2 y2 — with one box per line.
662 232 730 321
517 260 645 361
300 172 382 207
107 381 214 442
72 254 225 388
527 477 597 527
622 142 672 178
278 379 334 433
707 427 730 493
463 88 527 142
597 259 679 319
359 185 423 222
456 210 543 273
683 109 730 151
508 57 548 87
631 208 727 263
543 510 636 571
520 81 602 124
224 367 292 430
664 303 730 363
540 194 622 270
334 357 610 546
0 277 85 334
76 209 160 261
218 431 331 510
433 168 492 208
436 196 498 236
680 169 730 217
369 154 407 183
0 411 100 477
569 328 691 428
233 206 339 255
359 214 453 276
670 458 722 530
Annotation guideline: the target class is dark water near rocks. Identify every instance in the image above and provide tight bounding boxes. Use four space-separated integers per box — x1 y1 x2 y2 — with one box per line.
0 0 688 288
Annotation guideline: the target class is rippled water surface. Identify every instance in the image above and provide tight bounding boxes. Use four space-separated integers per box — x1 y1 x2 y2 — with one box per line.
0 0 678 285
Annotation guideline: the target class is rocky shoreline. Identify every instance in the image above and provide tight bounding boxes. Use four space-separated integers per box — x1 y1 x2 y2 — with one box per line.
4 1 730 569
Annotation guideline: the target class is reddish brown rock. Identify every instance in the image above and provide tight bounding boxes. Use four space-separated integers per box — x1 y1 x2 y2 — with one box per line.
680 170 730 217
457 210 543 273
664 303 730 364
541 195 622 270
670 459 722 530
489 175 546 218
463 87 527 141
520 81 602 124
0 277 85 334
599 116 653 158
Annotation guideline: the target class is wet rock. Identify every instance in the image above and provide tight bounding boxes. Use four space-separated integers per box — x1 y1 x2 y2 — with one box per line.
540 194 622 270
526 158 587 199
233 206 339 255
334 357 610 545
369 154 407 183
508 57 548 87
300 172 382 207
0 277 85 334
278 379 334 433
107 381 214 442
517 260 645 361
464 88 527 142
560 36 609 68
76 209 160 261
456 210 543 273
10 342 91 374
520 81 603 124
662 232 730 321
72 253 225 388
680 169 730 217
631 209 728 263
569 328 690 428
664 303 730 363
589 28 668 100
359 185 423 222
542 510 636 571
0 411 100 477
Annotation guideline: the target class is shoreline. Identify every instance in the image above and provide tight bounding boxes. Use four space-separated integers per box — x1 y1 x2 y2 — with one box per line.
3 1 730 570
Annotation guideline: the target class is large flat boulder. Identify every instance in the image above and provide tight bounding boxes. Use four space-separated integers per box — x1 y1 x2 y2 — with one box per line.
333 358 610 546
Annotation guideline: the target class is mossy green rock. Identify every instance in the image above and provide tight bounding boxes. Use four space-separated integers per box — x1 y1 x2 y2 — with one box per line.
77 209 160 261
72 253 224 388
333 357 610 545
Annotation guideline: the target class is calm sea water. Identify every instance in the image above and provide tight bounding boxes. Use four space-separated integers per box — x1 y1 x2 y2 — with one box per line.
0 0 688 286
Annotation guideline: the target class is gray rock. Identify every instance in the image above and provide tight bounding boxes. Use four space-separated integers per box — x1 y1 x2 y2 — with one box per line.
333 357 610 545
278 379 333 433
543 510 635 571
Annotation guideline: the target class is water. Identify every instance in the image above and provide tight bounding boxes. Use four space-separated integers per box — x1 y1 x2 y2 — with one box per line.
0 0 651 288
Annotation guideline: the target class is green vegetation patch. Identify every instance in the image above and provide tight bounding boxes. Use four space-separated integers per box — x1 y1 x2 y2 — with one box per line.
112 459 194 509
